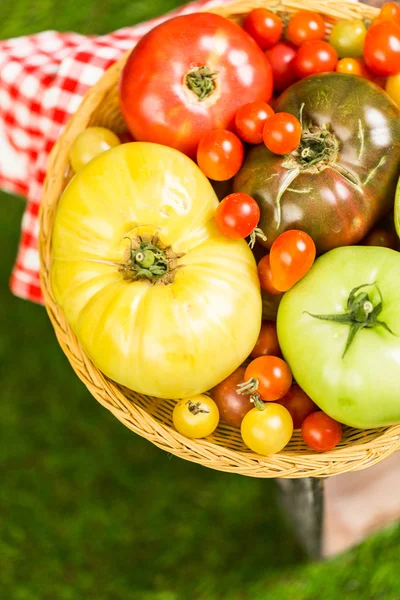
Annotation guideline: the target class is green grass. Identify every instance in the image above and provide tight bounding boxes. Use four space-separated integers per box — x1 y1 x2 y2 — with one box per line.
1 2 400 598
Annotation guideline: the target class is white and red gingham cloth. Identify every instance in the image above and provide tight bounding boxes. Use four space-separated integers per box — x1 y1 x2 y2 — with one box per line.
0 0 228 304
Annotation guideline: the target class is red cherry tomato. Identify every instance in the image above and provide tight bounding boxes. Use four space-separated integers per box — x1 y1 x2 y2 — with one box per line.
257 255 282 296
277 385 318 429
294 40 338 78
363 227 398 249
244 8 283 50
120 13 273 158
287 11 326 47
263 112 302 155
336 57 372 79
235 101 275 144
375 2 400 28
210 367 252 427
363 21 400 77
242 356 292 402
215 193 260 239
265 41 299 92
250 321 281 359
301 411 342 452
269 230 316 292
197 130 244 181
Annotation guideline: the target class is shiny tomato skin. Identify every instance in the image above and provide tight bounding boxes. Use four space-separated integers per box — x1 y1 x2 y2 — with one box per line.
244 356 292 401
287 11 325 47
363 21 400 76
294 40 338 78
215 193 260 239
277 385 318 429
244 8 283 50
269 230 316 292
210 367 252 427
258 255 282 296
336 58 372 78
375 2 400 27
241 403 293 455
265 42 298 92
329 20 367 59
197 130 244 181
250 320 281 359
120 13 273 158
235 101 274 144
234 73 400 254
173 395 219 439
301 412 342 452
263 112 302 155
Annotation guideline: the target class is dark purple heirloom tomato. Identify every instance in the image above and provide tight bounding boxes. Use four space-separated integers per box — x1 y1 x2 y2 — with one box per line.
234 73 400 254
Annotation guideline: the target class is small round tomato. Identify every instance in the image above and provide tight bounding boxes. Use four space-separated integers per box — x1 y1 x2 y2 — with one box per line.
269 230 316 292
244 8 283 50
257 255 282 296
277 385 318 429
294 40 338 78
287 11 325 47
301 411 342 452
69 127 120 172
265 41 298 92
263 112 302 155
241 403 293 454
210 367 252 427
240 356 292 402
375 2 400 28
329 20 367 58
250 321 281 359
173 395 219 439
235 101 275 144
363 227 398 249
215 193 261 241
197 130 244 181
386 74 400 108
336 57 371 78
363 21 400 76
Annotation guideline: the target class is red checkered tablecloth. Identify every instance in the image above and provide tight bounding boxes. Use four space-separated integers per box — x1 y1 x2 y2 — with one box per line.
0 0 225 304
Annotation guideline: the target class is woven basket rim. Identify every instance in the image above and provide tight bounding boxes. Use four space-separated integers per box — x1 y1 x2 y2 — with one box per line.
39 0 400 479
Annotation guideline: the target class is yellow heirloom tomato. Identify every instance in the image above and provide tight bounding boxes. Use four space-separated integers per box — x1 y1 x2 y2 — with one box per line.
51 142 262 399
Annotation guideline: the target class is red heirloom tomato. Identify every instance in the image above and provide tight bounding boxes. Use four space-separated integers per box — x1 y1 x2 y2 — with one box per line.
263 113 302 155
235 101 274 144
210 367 252 427
250 321 281 359
265 41 298 92
244 8 283 50
120 13 273 158
269 230 316 292
287 11 325 47
277 385 318 429
301 412 342 452
363 21 400 77
197 130 244 181
294 40 338 78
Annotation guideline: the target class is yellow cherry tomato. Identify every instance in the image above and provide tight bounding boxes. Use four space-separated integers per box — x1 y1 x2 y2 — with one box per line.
69 126 120 172
52 143 262 399
386 74 400 109
173 395 219 438
241 403 293 455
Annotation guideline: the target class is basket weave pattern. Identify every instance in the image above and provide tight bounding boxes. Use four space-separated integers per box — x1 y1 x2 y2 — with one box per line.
39 0 400 478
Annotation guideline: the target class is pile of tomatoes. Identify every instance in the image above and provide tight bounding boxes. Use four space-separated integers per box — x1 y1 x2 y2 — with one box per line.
65 2 400 456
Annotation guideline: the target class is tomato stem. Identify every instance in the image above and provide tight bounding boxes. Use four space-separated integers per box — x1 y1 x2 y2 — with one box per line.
305 282 398 358
249 227 267 249
185 66 218 101
237 378 265 410
119 235 183 284
187 400 209 415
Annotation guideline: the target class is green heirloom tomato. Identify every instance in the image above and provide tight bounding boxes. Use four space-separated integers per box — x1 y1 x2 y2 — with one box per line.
329 20 367 58
277 246 400 429
234 73 400 254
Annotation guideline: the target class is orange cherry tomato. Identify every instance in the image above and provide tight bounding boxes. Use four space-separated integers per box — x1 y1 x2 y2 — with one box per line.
257 255 282 296
287 11 326 47
250 321 281 359
197 130 244 181
269 230 316 292
235 101 275 144
242 356 292 402
336 57 372 78
374 2 400 28
263 112 302 155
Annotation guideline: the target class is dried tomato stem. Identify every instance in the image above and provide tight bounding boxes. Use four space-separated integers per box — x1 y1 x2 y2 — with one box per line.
185 66 218 100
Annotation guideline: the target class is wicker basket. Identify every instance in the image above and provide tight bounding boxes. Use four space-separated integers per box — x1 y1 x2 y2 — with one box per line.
39 0 400 479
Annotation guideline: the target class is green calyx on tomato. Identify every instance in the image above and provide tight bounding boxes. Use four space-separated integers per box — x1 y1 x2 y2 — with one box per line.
236 378 266 410
306 282 396 358
119 235 182 284
277 246 400 429
185 65 218 101
234 73 400 254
